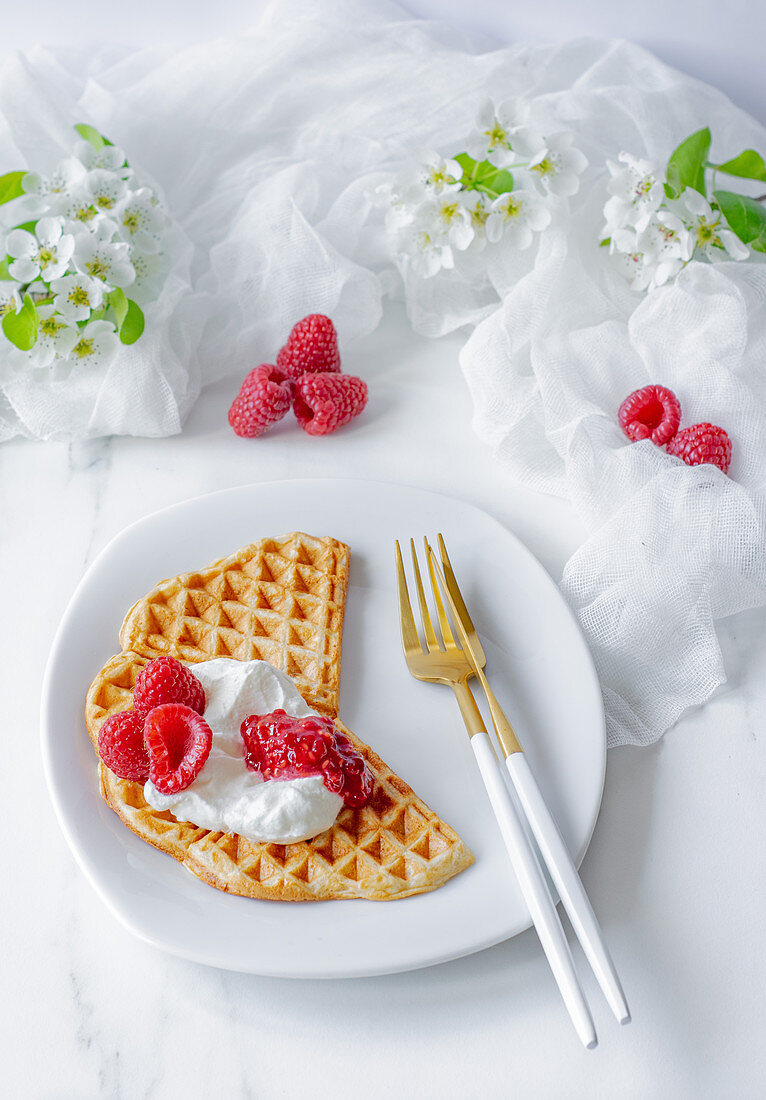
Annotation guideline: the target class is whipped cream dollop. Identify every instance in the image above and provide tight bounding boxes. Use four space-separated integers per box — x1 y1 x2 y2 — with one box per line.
143 659 343 843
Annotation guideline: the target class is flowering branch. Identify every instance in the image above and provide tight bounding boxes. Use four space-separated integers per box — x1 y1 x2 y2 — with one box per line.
602 128 766 292
379 99 587 278
0 124 168 366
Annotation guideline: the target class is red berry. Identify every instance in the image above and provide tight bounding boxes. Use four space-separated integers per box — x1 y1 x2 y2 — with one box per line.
240 709 372 808
276 314 341 380
133 656 206 718
228 364 293 438
666 422 732 474
618 385 681 445
144 704 213 795
293 373 367 436
98 709 150 782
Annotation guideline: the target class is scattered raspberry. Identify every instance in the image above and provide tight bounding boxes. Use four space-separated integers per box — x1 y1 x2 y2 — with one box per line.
293 373 367 436
241 709 372 808
666 422 732 474
98 710 150 782
276 314 341 380
618 385 681 445
144 704 213 795
133 656 206 718
228 364 293 438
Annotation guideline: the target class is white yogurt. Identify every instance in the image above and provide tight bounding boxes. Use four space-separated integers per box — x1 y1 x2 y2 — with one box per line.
144 659 343 843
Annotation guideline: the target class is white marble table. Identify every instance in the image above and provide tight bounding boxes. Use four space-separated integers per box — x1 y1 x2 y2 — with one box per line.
4 307 766 1098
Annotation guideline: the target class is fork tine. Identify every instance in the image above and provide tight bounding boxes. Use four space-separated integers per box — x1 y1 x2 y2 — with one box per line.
438 532 477 634
410 538 439 651
425 536 456 647
395 540 423 654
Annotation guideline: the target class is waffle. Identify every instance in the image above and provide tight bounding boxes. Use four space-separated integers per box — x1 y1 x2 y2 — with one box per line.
86 534 473 901
119 532 349 717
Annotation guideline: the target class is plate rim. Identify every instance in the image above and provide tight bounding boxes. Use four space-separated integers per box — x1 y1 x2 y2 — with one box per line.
41 476 606 978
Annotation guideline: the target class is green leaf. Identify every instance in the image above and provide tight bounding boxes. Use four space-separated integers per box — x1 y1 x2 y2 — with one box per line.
107 287 128 328
715 149 766 183
2 294 37 350
666 127 711 198
119 299 144 345
0 258 13 280
599 238 611 247
714 189 766 250
11 220 37 235
74 123 104 150
472 159 514 198
455 152 475 175
0 171 26 206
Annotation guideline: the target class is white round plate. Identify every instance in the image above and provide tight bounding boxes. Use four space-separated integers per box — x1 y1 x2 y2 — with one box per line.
42 479 605 978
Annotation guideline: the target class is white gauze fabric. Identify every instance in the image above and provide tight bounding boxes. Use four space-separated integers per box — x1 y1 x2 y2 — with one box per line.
457 47 766 746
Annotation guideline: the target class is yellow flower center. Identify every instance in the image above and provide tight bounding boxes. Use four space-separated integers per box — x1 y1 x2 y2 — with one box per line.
501 196 522 220
40 315 66 337
76 205 96 222
532 156 555 177
86 258 109 280
68 286 90 307
123 210 140 233
96 194 114 209
485 123 507 149
38 247 56 269
72 337 95 359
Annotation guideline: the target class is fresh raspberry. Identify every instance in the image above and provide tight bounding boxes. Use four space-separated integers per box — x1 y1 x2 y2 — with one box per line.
228 364 293 438
666 422 732 474
276 314 341 380
144 704 213 795
98 709 150 782
293 373 368 436
618 385 681 445
241 709 372 808
133 656 206 718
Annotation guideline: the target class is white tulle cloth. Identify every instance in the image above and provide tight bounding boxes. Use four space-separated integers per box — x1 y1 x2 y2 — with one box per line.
2 0 765 744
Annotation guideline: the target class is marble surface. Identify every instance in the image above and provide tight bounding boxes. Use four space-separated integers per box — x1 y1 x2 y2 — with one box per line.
3 308 766 1098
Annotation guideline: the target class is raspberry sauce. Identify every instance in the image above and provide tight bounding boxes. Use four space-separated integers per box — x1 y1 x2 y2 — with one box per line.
240 709 372 808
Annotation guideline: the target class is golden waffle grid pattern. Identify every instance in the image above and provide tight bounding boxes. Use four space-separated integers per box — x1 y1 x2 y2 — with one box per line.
87 652 473 901
118 533 349 717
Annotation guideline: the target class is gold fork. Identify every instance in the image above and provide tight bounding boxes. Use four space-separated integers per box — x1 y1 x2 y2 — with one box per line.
396 538 597 1049
428 535 630 1028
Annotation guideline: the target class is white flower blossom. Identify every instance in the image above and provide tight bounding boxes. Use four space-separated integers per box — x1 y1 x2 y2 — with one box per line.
485 188 551 248
0 281 22 318
635 209 692 287
609 232 658 292
129 251 169 304
30 305 80 367
67 318 120 366
466 98 545 169
529 133 588 197
115 188 166 253
50 272 105 322
426 192 475 251
74 140 128 174
603 153 665 234
461 190 490 251
74 233 135 289
677 189 749 261
22 158 86 204
6 218 75 283
399 224 454 278
84 169 128 214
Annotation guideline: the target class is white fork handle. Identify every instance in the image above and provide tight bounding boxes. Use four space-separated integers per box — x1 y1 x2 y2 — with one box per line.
471 732 597 1050
506 752 631 1025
